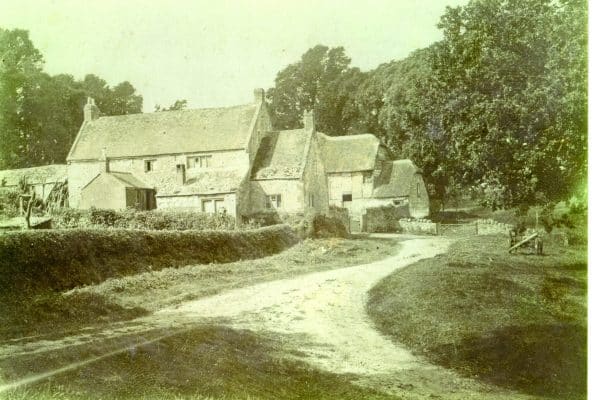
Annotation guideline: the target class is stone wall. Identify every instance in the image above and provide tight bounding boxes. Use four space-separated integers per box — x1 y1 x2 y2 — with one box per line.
398 218 439 235
156 192 237 216
476 219 513 235
302 132 329 215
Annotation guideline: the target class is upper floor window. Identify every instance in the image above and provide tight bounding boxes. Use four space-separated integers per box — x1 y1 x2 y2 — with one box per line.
187 155 212 169
342 193 353 202
308 193 315 208
416 182 421 198
265 194 282 209
144 160 155 172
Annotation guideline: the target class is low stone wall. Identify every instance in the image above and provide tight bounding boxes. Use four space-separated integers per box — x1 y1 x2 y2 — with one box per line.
475 219 513 235
398 218 439 235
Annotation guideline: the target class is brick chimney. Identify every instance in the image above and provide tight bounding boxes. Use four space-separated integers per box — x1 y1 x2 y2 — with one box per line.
176 164 186 185
84 97 100 122
303 110 315 132
254 88 265 104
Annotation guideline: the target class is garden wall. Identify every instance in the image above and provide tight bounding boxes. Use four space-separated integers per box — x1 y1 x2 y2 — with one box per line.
0 225 299 294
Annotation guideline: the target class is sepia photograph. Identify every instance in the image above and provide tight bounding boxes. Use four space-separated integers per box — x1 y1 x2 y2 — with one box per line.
0 0 588 399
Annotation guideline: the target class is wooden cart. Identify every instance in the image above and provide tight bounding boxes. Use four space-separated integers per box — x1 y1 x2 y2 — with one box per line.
509 230 543 255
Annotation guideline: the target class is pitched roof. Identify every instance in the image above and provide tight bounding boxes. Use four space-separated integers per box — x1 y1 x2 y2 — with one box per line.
0 164 67 187
251 129 311 180
68 103 258 160
82 172 153 191
157 169 245 196
318 133 381 173
109 172 153 189
373 160 420 198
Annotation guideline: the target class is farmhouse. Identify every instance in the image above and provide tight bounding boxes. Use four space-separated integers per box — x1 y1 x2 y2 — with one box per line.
66 89 429 227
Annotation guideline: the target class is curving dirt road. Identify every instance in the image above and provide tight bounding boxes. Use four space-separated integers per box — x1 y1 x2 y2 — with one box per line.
2 235 535 399
161 235 451 376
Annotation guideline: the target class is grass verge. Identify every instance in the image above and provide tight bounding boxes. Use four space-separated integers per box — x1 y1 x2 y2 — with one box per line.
367 234 586 399
1 325 396 400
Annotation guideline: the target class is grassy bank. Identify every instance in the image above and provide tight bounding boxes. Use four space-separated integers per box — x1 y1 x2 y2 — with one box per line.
1 235 397 339
367 235 586 399
1 325 395 400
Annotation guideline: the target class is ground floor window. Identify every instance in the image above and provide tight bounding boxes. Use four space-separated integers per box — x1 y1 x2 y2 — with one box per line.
201 198 225 213
308 193 315 207
342 193 352 202
265 194 282 209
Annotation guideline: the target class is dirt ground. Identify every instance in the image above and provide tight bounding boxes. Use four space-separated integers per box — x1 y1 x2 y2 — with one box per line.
0 235 545 399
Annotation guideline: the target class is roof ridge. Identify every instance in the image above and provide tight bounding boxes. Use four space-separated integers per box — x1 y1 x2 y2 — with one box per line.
94 103 255 121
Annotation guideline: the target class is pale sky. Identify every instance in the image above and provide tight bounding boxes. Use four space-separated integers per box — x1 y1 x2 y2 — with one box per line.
0 0 469 112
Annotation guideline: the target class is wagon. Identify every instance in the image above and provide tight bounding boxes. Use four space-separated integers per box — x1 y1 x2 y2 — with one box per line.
509 230 543 255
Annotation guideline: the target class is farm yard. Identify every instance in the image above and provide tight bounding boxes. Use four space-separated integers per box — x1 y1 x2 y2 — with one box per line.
0 199 587 400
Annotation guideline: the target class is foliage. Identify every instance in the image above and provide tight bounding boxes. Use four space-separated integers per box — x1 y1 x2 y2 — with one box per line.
268 0 586 209
0 225 299 294
267 45 366 135
363 205 410 233
50 208 247 231
154 99 188 112
0 28 143 169
0 189 20 218
310 214 349 238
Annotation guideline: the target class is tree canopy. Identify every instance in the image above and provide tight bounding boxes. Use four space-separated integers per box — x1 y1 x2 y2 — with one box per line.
268 0 587 209
0 28 143 169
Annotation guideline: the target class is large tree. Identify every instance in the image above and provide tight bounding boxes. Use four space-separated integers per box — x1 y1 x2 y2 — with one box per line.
0 28 144 169
267 45 365 134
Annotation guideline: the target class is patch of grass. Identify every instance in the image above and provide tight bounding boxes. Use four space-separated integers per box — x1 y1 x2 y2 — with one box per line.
367 235 586 399
76 236 398 312
1 326 395 400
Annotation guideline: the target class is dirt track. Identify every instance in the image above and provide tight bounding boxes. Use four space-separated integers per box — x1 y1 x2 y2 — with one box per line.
161 235 451 375
1 235 535 399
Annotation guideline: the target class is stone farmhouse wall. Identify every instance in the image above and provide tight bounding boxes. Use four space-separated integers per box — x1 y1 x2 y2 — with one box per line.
68 149 249 209
301 133 329 215
156 192 237 216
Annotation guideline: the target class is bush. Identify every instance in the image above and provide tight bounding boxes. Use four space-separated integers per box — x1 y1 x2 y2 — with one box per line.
51 208 242 231
310 214 349 239
363 205 409 233
0 189 20 219
0 225 299 295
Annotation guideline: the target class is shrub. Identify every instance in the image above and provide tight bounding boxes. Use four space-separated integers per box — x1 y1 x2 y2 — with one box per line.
363 205 409 233
310 214 349 239
0 225 299 294
0 189 20 219
50 208 242 231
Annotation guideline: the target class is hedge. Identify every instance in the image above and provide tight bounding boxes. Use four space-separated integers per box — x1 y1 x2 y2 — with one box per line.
0 225 299 294
49 208 253 231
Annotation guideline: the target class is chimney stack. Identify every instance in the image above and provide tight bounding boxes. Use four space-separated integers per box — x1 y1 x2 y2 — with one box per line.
303 110 315 132
254 88 265 104
101 147 109 172
84 97 100 122
176 164 186 185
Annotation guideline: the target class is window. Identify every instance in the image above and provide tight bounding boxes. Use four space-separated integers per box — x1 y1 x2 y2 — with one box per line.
416 183 421 198
144 160 155 172
342 193 353 202
265 194 282 209
187 155 212 169
201 198 225 213
308 194 315 208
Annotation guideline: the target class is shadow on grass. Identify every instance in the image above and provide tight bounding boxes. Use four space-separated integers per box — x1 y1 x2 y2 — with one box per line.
0 292 148 341
3 326 394 400
432 323 587 399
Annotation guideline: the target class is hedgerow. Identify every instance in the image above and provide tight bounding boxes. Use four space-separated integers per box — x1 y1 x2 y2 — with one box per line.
0 225 299 294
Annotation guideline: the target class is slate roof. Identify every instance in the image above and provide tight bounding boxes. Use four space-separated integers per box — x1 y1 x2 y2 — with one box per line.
156 169 246 196
317 133 381 173
251 129 311 180
68 104 258 160
0 164 67 187
373 160 420 198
